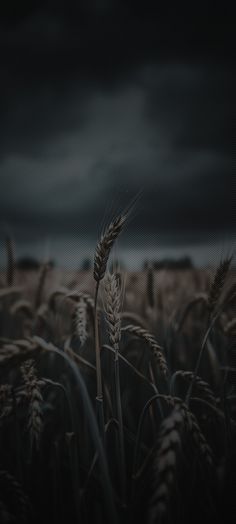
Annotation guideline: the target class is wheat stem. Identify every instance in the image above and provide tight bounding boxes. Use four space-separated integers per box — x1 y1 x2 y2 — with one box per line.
94 280 105 444
104 271 126 505
185 309 222 406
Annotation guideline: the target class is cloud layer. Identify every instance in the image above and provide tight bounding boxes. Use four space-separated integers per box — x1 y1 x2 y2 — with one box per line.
0 3 234 262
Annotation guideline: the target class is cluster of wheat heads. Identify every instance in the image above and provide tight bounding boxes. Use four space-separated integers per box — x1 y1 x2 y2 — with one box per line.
0 221 235 523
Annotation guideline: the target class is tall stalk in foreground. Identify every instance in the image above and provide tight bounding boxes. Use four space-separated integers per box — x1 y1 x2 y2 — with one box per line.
104 271 126 507
93 213 128 440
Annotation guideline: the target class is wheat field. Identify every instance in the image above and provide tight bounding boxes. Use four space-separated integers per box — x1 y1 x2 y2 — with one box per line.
0 216 235 524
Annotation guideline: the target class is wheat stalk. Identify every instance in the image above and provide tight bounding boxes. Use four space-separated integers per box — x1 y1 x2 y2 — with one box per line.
67 290 95 309
74 297 88 346
104 271 126 504
181 405 214 467
208 257 232 314
122 324 168 378
0 340 39 370
94 214 127 283
93 197 138 414
148 407 185 524
20 359 43 450
35 262 49 309
47 286 69 311
104 272 121 350
148 403 213 523
173 293 208 332
146 262 155 309
171 370 216 406
92 210 129 442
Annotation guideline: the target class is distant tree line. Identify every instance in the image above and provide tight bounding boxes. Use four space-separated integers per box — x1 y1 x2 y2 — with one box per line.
143 256 194 270
15 255 194 271
16 257 55 270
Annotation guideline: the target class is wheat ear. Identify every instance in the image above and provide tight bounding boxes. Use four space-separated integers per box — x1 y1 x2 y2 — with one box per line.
94 214 127 283
74 297 88 346
104 272 121 350
67 290 95 309
0 340 38 370
148 407 185 523
182 405 214 467
148 404 213 523
122 324 168 377
171 370 216 406
20 359 43 450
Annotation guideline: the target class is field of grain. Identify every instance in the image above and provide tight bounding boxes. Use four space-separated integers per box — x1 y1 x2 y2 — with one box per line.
0 217 235 524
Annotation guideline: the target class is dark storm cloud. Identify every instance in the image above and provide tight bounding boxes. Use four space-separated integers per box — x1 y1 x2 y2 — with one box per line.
0 2 233 155
0 1 234 254
0 138 231 241
143 64 233 153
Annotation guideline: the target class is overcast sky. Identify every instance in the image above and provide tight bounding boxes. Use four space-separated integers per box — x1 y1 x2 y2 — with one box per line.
0 2 234 266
